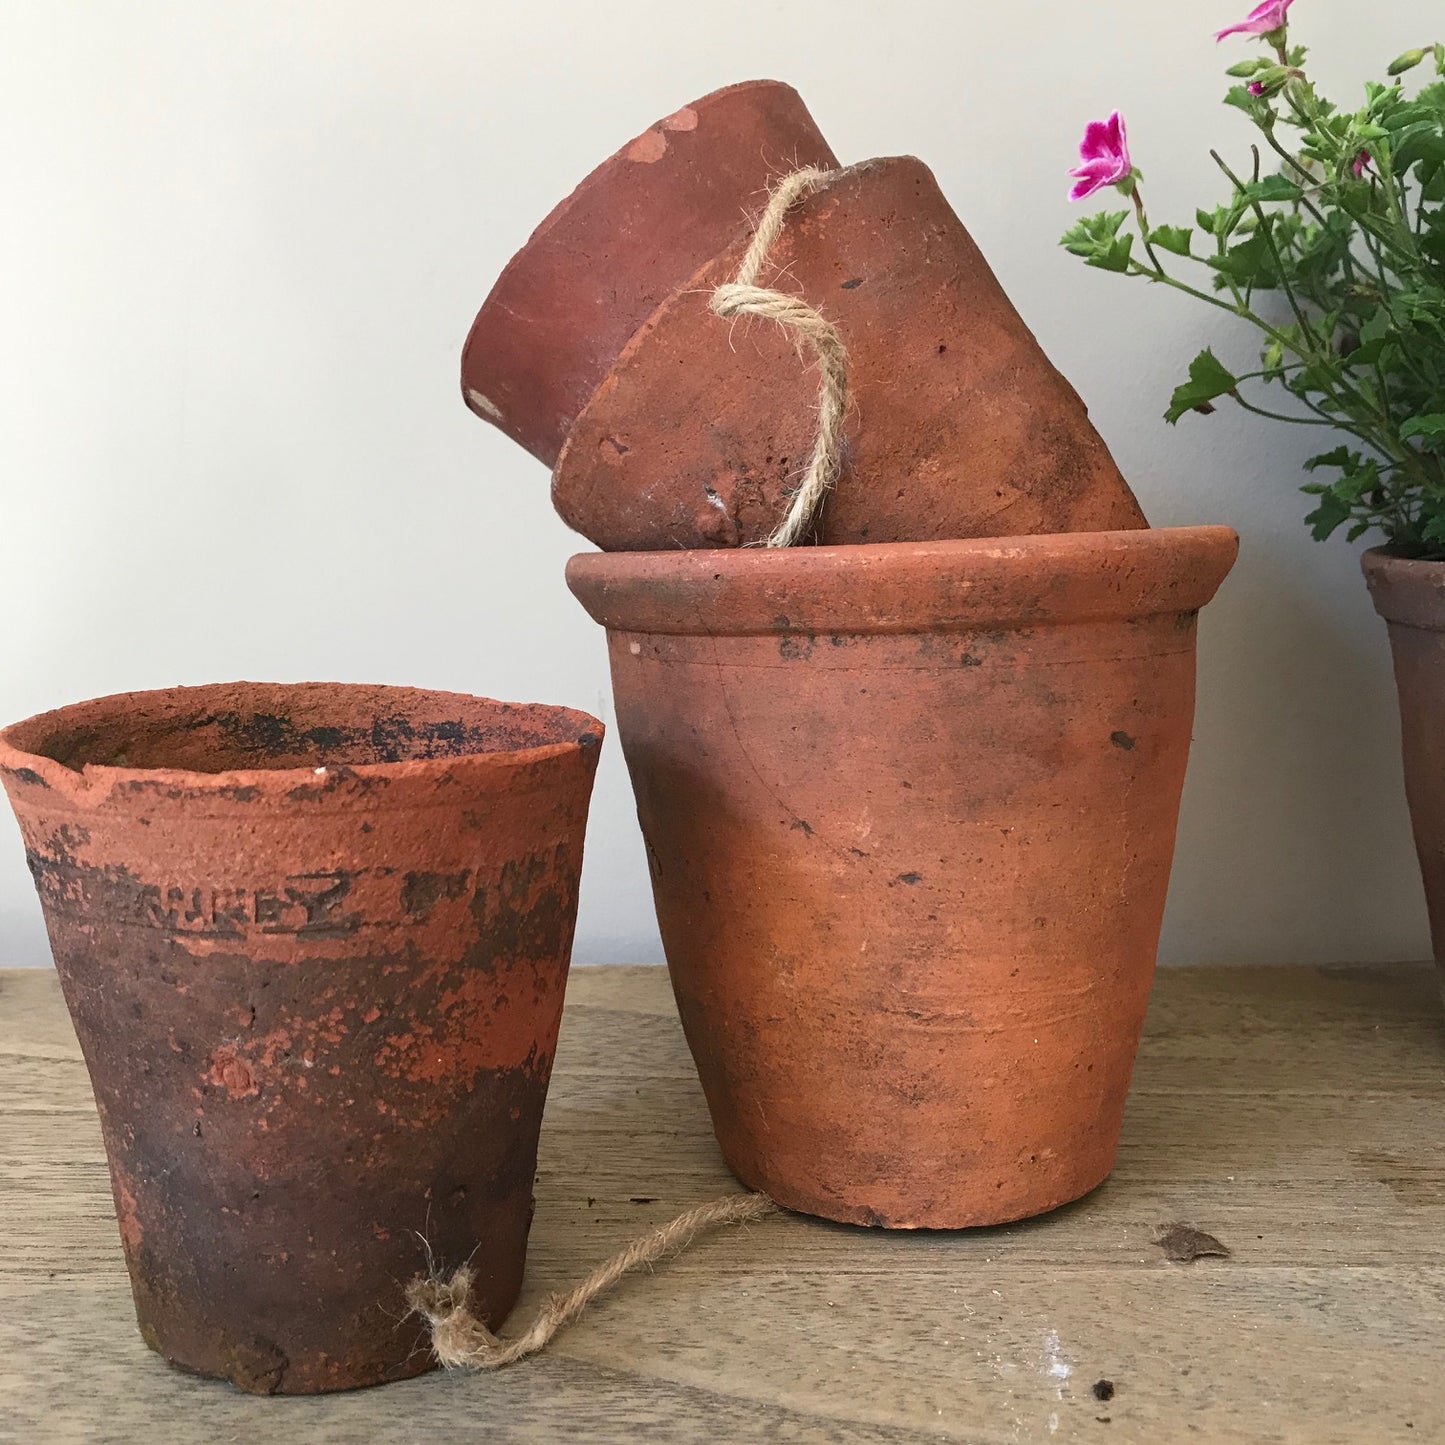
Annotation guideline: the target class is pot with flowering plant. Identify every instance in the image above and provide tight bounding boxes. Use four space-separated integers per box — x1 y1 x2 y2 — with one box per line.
1062 1 1445 982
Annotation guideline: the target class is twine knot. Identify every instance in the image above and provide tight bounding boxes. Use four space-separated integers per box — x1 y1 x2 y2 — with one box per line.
709 166 848 548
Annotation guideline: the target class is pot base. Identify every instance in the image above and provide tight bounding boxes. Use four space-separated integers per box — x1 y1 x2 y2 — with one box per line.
723 1154 1114 1231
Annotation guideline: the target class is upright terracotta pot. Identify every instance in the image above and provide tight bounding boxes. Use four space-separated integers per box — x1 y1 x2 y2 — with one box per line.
569 528 1237 1227
462 79 838 465
0 682 602 1393
1364 548 1445 989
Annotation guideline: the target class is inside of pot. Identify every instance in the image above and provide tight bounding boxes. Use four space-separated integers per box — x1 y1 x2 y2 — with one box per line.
7 683 596 774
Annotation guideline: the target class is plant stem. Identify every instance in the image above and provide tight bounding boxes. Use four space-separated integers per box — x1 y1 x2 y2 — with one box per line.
1230 393 1335 425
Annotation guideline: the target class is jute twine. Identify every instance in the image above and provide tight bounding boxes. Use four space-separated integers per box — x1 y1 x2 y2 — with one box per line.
406 169 846 1374
407 1192 777 1369
709 166 847 548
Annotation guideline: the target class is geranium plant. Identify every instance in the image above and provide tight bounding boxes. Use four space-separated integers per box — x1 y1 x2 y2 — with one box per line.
1063 3 1445 555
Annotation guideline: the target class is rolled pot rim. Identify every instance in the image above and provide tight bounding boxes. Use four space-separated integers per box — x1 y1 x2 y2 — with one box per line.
0 680 604 804
1362 544 1445 629
484 78 801 259
566 526 1240 636
462 77 809 394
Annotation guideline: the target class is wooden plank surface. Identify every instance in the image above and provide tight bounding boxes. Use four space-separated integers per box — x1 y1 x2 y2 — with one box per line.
2 962 1443 1443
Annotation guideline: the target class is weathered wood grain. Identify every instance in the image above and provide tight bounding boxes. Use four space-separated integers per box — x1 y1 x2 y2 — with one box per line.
2 963 1443 1442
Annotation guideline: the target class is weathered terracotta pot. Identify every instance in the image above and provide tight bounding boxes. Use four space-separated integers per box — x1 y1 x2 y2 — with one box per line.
0 683 602 1393
462 79 838 466
1363 548 1445 989
569 528 1237 1227
554 157 1147 550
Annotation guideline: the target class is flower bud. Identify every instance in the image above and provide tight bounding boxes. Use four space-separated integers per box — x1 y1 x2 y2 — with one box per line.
1388 47 1427 76
1247 65 1292 97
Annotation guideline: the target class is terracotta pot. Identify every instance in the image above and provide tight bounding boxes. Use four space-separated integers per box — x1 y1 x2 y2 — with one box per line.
0 682 602 1393
462 79 838 467
568 528 1237 1227
1363 548 1445 986
553 157 1147 551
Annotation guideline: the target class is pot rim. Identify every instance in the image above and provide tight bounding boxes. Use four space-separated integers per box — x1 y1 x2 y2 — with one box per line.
0 680 603 804
1362 544 1445 629
566 526 1239 636
461 79 817 412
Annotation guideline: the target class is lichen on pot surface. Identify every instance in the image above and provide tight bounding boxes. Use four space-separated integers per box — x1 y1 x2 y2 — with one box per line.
569 528 1237 1228
0 682 603 1394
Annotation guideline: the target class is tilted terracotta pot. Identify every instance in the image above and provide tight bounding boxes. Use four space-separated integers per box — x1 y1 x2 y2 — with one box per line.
1364 548 1445 990
462 79 838 466
554 157 1147 550
0 683 602 1393
569 528 1237 1227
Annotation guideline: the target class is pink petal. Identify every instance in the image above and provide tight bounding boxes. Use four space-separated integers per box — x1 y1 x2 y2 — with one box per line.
1069 157 1120 184
1215 0 1291 41
1077 116 1119 162
1070 174 1106 201
1078 112 1128 168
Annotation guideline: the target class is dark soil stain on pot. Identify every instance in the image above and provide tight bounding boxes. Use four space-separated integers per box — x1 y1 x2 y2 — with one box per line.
2 765 48 788
401 870 470 922
1110 731 1136 750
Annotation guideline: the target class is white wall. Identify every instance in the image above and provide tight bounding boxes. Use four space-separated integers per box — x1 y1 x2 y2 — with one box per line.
1 0 1435 967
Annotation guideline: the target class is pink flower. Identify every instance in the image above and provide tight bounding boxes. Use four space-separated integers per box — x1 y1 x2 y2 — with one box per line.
1069 112 1132 201
1247 80 1268 95
1215 0 1293 42
1352 149 1372 177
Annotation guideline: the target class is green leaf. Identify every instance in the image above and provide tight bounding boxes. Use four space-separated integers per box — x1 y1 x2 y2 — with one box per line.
1304 491 1352 541
1061 210 1128 259
1240 174 1304 204
1165 349 1238 424
1224 84 1268 115
1334 460 1381 502
1304 446 1360 474
1205 232 1276 285
1086 233 1134 273
1402 413 1445 441
1148 224 1193 257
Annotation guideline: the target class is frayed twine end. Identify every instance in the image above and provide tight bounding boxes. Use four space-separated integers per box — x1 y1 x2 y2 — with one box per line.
407 1192 778 1370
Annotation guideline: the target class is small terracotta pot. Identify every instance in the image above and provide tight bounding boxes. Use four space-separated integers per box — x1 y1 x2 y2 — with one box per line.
553 157 1147 550
462 79 838 467
1363 548 1445 988
0 683 602 1393
569 528 1237 1227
